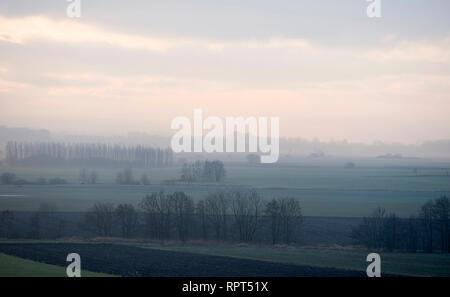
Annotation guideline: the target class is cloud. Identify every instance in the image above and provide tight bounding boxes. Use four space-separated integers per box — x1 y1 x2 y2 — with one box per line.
0 78 29 93
362 39 450 64
0 15 173 52
2 14 449 67
0 15 312 53
1 14 450 142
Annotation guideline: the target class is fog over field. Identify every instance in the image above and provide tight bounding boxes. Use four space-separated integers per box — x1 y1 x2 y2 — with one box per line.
1 0 450 280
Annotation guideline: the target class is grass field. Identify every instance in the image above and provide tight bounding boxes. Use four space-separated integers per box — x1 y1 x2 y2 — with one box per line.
0 252 113 277
1 160 450 217
147 244 450 277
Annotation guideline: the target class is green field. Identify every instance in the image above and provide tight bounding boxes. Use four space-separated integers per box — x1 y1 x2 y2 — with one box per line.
0 252 113 277
1 160 450 217
147 244 450 277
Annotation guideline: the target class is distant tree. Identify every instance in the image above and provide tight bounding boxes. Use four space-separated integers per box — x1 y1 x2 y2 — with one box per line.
116 168 135 185
140 192 172 239
84 203 115 237
88 171 99 184
115 204 138 238
0 172 16 185
432 196 449 253
231 191 261 242
13 179 31 185
181 163 194 183
140 174 151 185
280 198 303 243
352 207 387 249
383 213 398 252
265 198 303 244
205 192 229 241
79 168 88 183
36 177 47 185
210 161 226 182
29 213 41 239
5 141 173 168
345 162 355 169
265 199 282 244
171 192 194 241
180 160 226 183
419 200 434 253
406 216 419 253
196 200 208 240
29 203 64 239
48 178 67 185
0 210 15 238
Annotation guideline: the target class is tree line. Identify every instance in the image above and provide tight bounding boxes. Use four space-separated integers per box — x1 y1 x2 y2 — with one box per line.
5 141 173 168
352 195 450 253
82 191 302 244
0 172 67 185
180 160 226 183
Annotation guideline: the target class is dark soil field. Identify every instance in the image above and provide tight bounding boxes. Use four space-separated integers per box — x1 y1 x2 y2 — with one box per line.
0 243 367 277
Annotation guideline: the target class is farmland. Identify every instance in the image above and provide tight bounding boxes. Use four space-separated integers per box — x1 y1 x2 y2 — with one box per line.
147 244 450 277
1 159 450 277
1 159 450 217
1 242 449 277
0 242 368 277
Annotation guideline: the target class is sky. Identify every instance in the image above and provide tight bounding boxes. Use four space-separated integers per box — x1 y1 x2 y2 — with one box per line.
0 0 449 144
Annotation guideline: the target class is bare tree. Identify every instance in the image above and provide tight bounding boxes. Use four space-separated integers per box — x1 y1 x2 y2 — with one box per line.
80 169 99 184
203 160 226 182
28 203 64 239
0 172 16 185
85 202 115 237
352 207 387 249
88 171 99 184
383 213 398 252
115 204 138 238
280 198 303 243
196 200 208 240
433 196 449 253
231 191 261 242
140 192 172 239
116 168 135 185
171 192 194 242
6 141 173 168
265 198 302 244
180 160 226 183
406 215 419 252
0 210 15 238
140 174 151 185
265 199 282 244
420 200 434 253
79 168 88 183
205 192 229 241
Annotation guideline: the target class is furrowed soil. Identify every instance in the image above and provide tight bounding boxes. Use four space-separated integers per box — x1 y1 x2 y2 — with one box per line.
0 243 368 277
